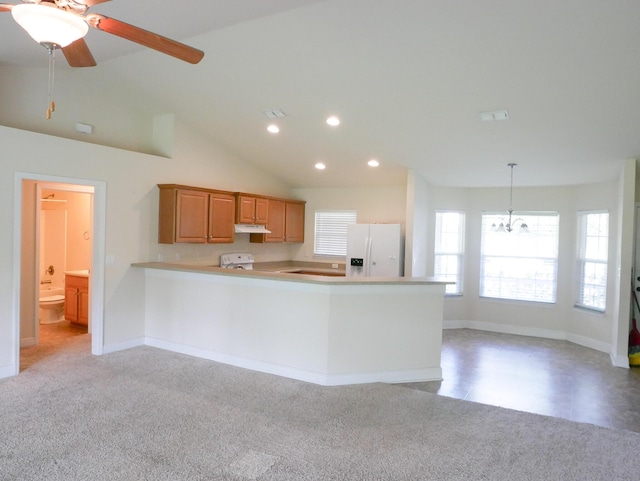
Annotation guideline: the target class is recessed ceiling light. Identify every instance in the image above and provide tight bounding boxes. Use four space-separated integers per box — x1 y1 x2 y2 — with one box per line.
326 116 340 127
315 162 326 170
267 124 280 134
368 159 379 167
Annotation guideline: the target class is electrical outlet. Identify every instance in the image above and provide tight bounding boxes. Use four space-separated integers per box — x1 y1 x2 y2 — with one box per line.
157 254 164 262
105 255 115 265
332 263 338 269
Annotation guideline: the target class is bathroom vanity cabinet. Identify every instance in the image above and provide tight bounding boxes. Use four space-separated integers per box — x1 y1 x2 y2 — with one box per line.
65 274 89 328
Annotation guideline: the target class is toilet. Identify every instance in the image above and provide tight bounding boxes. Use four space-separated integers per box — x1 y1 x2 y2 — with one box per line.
39 287 65 324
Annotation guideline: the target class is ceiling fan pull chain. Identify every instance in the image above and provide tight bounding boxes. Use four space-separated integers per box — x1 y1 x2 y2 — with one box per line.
46 46 56 119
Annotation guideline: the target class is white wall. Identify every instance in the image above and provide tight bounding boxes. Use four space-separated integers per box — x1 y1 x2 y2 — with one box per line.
405 170 429 277
0 121 297 377
290 185 407 262
428 179 622 351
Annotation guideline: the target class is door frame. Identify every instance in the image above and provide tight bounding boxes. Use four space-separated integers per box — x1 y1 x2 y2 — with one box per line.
12 172 107 375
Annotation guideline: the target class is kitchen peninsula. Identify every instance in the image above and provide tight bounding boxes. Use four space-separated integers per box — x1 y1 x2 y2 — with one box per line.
132 262 448 386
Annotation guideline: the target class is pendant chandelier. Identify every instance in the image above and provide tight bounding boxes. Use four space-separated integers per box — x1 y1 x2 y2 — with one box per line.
492 163 529 233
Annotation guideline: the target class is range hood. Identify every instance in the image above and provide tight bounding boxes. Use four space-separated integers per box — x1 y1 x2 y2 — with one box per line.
235 224 271 234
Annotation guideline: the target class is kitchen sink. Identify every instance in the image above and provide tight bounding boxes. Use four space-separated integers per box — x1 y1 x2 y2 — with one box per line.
280 269 345 277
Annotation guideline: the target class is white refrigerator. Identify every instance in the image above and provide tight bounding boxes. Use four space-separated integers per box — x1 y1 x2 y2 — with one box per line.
346 223 403 277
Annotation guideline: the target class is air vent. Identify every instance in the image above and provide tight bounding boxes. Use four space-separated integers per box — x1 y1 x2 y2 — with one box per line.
479 110 509 121
263 109 286 119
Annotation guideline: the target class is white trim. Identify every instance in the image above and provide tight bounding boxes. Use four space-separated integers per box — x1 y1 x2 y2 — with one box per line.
0 364 16 380
443 320 564 340
20 337 36 348
102 337 146 354
444 320 611 354
144 337 442 386
565 332 611 353
611 353 630 368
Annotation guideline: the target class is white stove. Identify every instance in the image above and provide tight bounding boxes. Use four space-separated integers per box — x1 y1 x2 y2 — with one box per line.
220 253 254 270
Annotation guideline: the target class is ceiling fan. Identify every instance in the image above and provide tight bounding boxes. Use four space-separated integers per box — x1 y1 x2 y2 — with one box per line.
0 0 205 67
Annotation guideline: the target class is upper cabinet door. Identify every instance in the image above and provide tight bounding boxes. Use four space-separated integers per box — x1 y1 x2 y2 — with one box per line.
236 195 269 225
175 189 208 243
255 197 269 225
285 201 305 243
265 200 285 242
208 193 235 243
237 195 256 224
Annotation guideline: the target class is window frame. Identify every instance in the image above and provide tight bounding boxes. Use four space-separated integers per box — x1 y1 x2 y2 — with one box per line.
434 210 465 295
313 210 357 258
479 211 560 304
575 210 609 313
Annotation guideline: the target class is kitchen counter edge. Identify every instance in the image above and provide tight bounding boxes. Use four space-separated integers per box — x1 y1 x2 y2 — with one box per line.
131 262 448 286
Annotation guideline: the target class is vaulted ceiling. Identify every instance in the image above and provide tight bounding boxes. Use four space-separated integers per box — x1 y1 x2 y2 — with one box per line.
2 0 639 188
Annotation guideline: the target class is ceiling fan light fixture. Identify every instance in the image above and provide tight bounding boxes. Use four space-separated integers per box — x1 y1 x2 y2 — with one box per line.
12 4 88 48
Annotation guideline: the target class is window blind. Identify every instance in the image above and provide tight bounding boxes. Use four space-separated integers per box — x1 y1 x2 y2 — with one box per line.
314 210 357 256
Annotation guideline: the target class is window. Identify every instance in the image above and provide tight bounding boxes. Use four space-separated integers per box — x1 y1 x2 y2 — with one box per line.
314 210 357 256
434 211 465 295
480 212 559 303
576 211 608 311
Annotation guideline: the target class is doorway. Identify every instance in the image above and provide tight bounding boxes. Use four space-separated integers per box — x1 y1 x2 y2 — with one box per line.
12 173 107 375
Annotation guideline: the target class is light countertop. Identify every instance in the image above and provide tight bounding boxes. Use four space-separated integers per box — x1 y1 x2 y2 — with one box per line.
132 262 448 286
64 270 90 277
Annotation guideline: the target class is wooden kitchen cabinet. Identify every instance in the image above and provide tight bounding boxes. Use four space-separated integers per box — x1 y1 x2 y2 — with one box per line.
236 195 268 225
208 192 236 243
284 201 305 243
251 199 285 243
65 275 89 328
251 199 305 243
158 185 235 244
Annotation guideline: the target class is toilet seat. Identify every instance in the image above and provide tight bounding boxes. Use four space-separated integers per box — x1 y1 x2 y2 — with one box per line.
40 294 65 304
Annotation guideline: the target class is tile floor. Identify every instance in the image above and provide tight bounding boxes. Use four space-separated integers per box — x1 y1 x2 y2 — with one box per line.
401 329 640 433
20 320 88 372
22 324 640 433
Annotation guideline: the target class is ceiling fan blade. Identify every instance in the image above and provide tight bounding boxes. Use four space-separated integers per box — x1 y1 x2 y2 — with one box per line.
0 3 13 12
86 14 204 64
62 38 97 67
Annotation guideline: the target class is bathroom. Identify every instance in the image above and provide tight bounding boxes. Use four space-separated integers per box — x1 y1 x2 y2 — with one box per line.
38 186 92 329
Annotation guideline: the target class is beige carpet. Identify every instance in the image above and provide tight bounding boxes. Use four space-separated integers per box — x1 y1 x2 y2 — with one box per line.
2 339 639 480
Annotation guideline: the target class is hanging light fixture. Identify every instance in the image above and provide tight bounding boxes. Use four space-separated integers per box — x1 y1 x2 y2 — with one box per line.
11 4 88 48
492 163 529 234
11 3 89 119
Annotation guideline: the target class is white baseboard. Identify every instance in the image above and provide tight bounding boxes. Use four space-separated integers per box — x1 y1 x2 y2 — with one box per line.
444 320 611 355
102 337 146 354
20 337 36 348
611 353 630 368
0 364 17 379
144 337 441 386
566 332 611 353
